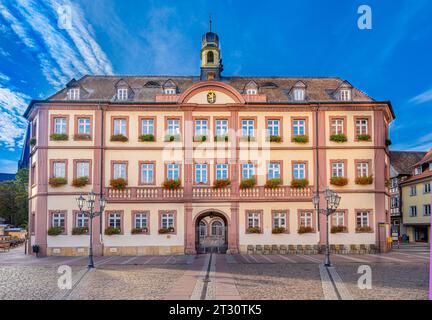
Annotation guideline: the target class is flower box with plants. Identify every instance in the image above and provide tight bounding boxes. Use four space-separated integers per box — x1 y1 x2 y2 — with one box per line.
50 133 68 141
104 227 121 235
355 175 373 185
239 135 256 142
74 133 91 141
330 134 347 143
213 178 231 188
29 137 36 146
163 179 181 190
131 227 148 234
72 176 89 188
291 178 309 188
47 226 64 236
330 176 348 186
193 135 208 142
265 178 282 189
110 134 128 142
239 177 256 189
246 227 261 234
292 135 309 144
164 134 181 142
138 134 155 142
109 178 128 190
356 226 373 233
268 135 282 143
159 227 175 234
331 225 347 233
49 177 67 187
298 226 314 234
214 135 228 142
356 134 371 141
272 227 286 234
385 139 392 147
72 226 89 235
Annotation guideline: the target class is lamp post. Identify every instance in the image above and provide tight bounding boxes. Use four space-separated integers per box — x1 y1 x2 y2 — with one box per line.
76 191 106 268
312 187 341 267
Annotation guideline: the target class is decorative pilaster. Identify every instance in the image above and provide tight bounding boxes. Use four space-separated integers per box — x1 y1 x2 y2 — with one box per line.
184 108 193 200
184 203 196 254
228 203 239 254
92 108 103 256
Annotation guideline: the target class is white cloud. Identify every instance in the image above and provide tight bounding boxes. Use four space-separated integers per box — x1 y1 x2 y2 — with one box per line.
0 72 10 82
0 159 18 173
410 88 432 105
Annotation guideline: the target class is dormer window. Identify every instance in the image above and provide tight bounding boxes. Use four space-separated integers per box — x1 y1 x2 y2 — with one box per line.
68 88 80 100
164 88 176 95
117 88 128 101
414 167 422 175
340 89 351 101
293 88 305 101
246 88 257 95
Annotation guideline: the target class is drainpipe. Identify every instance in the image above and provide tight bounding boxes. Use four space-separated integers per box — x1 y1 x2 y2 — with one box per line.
99 101 105 255
315 103 321 232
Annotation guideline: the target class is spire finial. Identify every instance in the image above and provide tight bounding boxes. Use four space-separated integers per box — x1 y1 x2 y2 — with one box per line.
209 14 212 32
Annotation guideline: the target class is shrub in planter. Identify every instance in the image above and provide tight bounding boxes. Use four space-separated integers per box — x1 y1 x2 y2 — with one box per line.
48 226 64 236
131 227 148 234
356 226 373 233
213 179 231 188
105 227 121 235
163 179 181 190
110 178 128 190
72 227 88 235
385 139 392 147
72 176 89 187
193 135 207 142
214 135 228 142
110 134 128 142
330 134 347 143
239 177 256 189
298 226 314 234
269 135 282 143
292 135 309 143
331 225 347 233
50 133 68 141
159 227 175 234
265 178 282 189
357 134 371 141
246 227 261 234
272 227 286 234
240 135 256 142
355 175 373 185
291 178 309 188
49 177 67 187
330 176 348 186
74 133 91 141
29 137 36 146
138 134 155 142
164 134 181 142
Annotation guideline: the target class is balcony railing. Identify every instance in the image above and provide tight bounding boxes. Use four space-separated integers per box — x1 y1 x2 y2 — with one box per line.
105 185 313 202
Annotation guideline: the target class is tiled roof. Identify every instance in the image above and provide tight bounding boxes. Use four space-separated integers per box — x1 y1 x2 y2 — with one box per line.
400 169 432 185
46 75 375 103
413 149 432 167
389 151 427 175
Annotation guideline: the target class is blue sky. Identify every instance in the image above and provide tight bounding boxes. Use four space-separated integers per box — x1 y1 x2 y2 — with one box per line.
1 0 432 173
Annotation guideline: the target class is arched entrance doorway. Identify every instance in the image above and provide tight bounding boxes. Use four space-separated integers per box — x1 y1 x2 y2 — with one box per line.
195 211 228 254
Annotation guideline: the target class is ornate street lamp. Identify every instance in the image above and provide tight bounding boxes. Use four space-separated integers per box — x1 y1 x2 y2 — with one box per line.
75 192 106 268
312 187 341 267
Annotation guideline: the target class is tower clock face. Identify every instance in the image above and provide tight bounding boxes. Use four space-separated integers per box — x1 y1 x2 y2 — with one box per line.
207 90 216 103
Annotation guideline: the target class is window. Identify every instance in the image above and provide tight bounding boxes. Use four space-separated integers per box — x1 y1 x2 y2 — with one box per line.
54 117 67 134
267 119 280 137
390 196 399 209
299 212 313 228
140 163 154 184
164 88 176 94
212 221 223 236
31 164 36 185
76 161 90 178
246 88 257 95
331 118 344 135
167 163 180 180
76 213 88 228
357 162 369 177
53 162 66 178
195 119 208 136
167 119 180 135
423 204 431 216
241 119 255 137
199 221 207 237
293 88 305 101
161 212 174 229
216 164 228 180
247 212 260 229
141 119 154 135
332 211 345 227
414 167 422 175
195 164 208 184
355 118 369 135
113 118 127 136
134 213 148 229
292 119 305 136
242 163 254 180
207 51 214 64
52 212 65 228
356 211 370 228
117 88 128 100
215 119 228 136
410 185 417 196
68 88 80 100
332 162 344 177
108 212 122 229
268 162 281 180
340 89 351 101
423 183 431 194
391 178 398 189
409 206 417 217
113 163 126 179
273 211 286 228
293 163 306 179
77 117 91 135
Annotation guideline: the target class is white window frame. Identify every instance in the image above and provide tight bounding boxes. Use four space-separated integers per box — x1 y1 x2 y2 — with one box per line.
332 162 344 177
113 119 127 136
423 183 431 194
242 163 254 180
54 117 67 134
76 213 88 228
195 119 208 136
331 119 344 135
68 88 80 100
167 119 180 135
241 120 255 137
216 164 228 180
340 89 351 101
267 119 280 137
215 119 228 136
108 213 121 229
273 212 286 228
356 119 369 135
77 118 91 135
113 163 126 179
268 162 281 180
211 221 223 236
167 163 180 180
134 213 148 229
333 211 345 227
300 212 313 228
410 185 417 196
194 163 208 184
293 119 305 136
247 212 260 228
117 88 128 100
164 88 176 95
409 206 417 217
140 163 154 184
356 211 369 228
357 162 369 177
246 88 257 95
423 204 431 216
53 162 66 178
141 119 154 135
52 213 65 228
293 88 305 101
161 212 174 229
76 161 89 178
293 163 306 179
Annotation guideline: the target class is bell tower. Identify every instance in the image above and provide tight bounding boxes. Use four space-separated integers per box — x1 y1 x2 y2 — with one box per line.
200 16 223 81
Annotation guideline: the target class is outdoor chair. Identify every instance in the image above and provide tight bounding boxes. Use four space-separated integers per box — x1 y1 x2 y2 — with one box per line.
296 245 304 254
312 245 320 254
247 245 254 254
263 245 271 255
288 245 296 254
369 244 378 254
304 245 313 255
330 244 337 254
338 245 348 254
279 245 288 254
271 245 279 254
255 245 263 254
0 242 11 252
359 244 367 254
350 244 359 254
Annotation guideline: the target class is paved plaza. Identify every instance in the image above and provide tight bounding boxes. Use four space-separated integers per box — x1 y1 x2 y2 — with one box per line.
0 247 429 300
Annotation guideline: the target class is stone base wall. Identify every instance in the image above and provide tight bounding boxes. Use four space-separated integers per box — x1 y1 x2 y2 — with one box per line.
46 245 185 256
